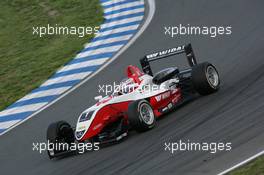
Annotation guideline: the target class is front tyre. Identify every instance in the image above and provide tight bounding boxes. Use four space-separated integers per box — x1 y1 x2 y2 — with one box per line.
191 62 220 95
128 100 156 132
46 121 74 159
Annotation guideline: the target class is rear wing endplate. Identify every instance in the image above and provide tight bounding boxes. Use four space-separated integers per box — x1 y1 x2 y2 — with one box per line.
140 43 197 76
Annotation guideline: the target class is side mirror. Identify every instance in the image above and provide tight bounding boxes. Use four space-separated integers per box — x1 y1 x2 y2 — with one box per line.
94 95 103 101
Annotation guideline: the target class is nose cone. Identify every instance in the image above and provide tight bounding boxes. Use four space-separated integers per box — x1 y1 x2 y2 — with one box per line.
75 110 96 140
75 106 106 141
75 119 92 141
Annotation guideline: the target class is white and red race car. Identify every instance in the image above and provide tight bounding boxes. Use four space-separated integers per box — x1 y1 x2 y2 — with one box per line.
46 44 220 158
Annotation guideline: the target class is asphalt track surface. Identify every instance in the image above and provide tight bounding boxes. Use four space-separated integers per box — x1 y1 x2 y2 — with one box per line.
1 0 264 175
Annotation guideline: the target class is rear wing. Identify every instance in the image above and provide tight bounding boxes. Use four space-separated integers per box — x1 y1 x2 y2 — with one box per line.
140 43 197 76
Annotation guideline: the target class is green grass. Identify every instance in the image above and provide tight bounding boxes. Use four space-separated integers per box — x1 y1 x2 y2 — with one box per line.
229 155 264 175
0 0 103 110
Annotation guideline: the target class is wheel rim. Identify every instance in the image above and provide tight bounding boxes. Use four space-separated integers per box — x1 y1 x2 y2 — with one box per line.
139 103 154 125
206 65 219 88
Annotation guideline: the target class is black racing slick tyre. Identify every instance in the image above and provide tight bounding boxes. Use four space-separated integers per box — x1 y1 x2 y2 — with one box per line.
191 62 220 95
152 67 179 85
46 121 74 159
128 100 156 132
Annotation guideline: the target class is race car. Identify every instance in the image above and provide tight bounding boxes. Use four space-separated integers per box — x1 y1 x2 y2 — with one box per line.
46 43 220 158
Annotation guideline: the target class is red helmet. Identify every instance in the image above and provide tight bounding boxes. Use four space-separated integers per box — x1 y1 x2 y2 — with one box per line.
126 65 144 84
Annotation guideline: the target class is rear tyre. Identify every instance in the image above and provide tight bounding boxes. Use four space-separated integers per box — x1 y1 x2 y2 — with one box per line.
191 62 220 95
128 100 156 132
152 67 179 84
46 121 74 159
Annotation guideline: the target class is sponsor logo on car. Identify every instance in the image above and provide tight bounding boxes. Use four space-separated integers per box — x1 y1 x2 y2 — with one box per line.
146 46 184 60
155 91 171 102
77 126 86 130
172 94 181 103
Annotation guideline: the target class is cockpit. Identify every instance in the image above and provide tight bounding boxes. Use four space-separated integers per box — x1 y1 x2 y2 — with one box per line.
112 78 138 96
112 65 144 96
